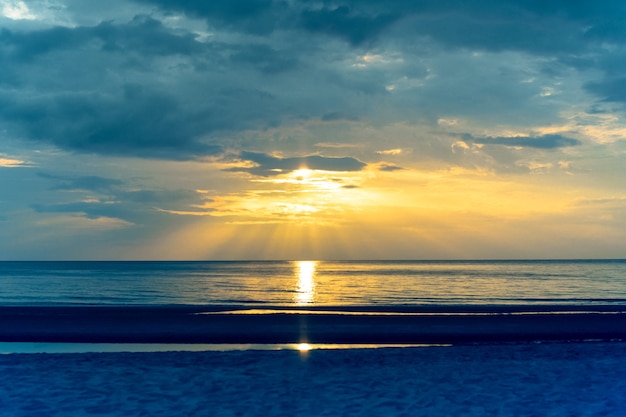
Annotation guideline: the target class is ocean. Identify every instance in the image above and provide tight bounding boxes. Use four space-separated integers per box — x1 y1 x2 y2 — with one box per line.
1 260 625 307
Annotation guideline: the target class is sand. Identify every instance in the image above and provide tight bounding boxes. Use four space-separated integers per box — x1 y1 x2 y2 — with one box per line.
1 342 626 416
2 305 626 415
2 305 626 344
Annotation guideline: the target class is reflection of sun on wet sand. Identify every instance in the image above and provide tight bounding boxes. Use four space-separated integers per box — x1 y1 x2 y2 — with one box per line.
2 342 626 416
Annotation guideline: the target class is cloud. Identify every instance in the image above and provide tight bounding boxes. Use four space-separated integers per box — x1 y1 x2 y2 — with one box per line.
34 172 208 223
585 77 626 104
2 1 36 20
462 134 582 149
0 16 239 159
4 81 220 160
137 0 400 46
225 151 367 176
0 0 624 164
299 6 399 46
575 196 626 207
135 0 626 53
315 142 361 149
1 15 202 61
378 164 404 172
37 173 123 192
133 0 273 22
0 154 28 167
228 43 299 74
377 149 403 155
31 201 135 222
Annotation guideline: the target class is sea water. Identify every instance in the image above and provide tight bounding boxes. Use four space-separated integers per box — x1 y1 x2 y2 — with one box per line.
1 260 625 307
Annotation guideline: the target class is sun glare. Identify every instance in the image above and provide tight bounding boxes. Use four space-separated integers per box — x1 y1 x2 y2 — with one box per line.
292 169 312 180
295 260 317 305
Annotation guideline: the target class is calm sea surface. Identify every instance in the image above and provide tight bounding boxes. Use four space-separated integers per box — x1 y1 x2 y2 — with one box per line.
1 260 625 307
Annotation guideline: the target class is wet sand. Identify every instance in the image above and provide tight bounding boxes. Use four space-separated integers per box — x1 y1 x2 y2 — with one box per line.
2 305 625 344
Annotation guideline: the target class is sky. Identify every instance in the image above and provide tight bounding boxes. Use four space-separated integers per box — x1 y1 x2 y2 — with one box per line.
1 0 626 260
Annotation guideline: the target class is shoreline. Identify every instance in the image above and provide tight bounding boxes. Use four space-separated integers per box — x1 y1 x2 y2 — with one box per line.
2 305 626 345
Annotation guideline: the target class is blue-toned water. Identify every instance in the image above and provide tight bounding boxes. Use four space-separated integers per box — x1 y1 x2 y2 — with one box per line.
1 260 625 307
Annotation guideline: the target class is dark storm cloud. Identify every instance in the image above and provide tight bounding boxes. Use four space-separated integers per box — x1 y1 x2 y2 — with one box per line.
300 6 399 46
0 15 202 61
225 151 367 176
136 0 401 44
136 0 626 52
37 173 123 192
585 78 626 104
0 16 222 159
1 25 86 61
31 201 136 221
387 1 625 55
133 0 274 21
131 0 626 127
462 134 581 149
34 172 206 223
4 85 218 159
228 43 299 74
1 0 625 161
0 11 318 159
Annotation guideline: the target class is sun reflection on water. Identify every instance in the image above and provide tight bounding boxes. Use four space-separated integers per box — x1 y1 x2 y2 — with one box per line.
295 261 317 305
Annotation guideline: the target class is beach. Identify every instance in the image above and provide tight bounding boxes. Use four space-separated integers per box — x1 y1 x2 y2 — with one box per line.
2 261 626 416
2 307 626 416
2 305 626 344
2 342 626 416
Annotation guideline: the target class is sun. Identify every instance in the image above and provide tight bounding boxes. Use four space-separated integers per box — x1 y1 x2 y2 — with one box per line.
292 168 313 181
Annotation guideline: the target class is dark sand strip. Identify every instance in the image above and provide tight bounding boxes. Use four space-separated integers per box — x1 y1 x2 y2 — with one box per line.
1 306 625 344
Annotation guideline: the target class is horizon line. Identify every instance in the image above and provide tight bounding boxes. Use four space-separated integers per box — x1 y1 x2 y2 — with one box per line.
1 258 625 263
